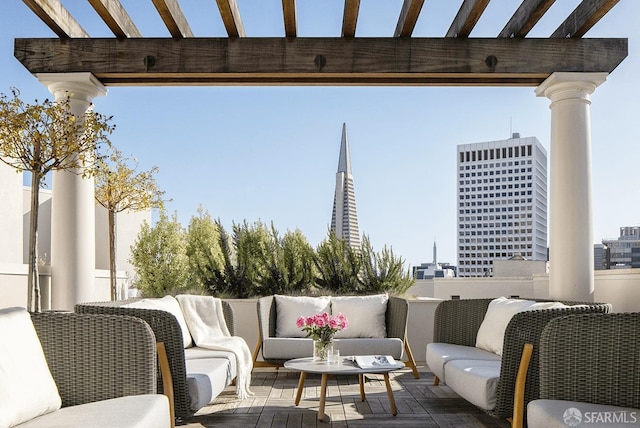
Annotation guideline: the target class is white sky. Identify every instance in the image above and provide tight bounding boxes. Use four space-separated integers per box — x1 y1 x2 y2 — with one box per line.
1 1 639 268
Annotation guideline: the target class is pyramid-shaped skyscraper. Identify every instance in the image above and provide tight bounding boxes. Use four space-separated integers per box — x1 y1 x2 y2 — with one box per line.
330 123 360 248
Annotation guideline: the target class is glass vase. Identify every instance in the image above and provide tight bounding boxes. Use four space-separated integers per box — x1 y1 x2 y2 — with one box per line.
313 338 334 362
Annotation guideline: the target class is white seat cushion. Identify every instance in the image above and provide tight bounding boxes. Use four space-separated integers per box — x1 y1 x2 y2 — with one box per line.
262 337 404 360
528 399 640 428
0 308 61 428
262 337 314 360
184 347 237 380
426 343 500 383
185 358 233 411
445 359 501 410
14 395 170 428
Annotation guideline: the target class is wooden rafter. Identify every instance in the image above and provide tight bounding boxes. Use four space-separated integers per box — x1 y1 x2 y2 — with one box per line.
88 0 141 38
215 0 245 38
551 0 620 39
22 0 88 38
499 0 556 38
394 0 425 38
282 0 296 38
446 0 490 38
152 0 194 39
15 37 627 87
342 0 360 38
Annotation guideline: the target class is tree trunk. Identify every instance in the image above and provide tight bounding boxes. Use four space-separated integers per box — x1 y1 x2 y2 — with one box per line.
108 209 117 300
28 172 41 312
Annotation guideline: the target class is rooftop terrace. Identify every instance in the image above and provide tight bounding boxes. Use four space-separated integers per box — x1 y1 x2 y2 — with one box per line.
183 366 510 428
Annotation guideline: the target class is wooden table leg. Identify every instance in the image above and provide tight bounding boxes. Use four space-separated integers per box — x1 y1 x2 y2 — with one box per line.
294 372 306 406
358 373 366 401
318 373 328 421
383 373 397 416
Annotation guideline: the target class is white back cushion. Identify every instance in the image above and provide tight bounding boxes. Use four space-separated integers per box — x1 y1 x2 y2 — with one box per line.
274 295 331 338
475 297 536 355
124 295 193 348
332 294 388 338
0 307 61 428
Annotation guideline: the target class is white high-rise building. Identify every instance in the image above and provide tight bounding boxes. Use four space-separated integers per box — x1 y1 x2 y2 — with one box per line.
330 123 360 248
456 133 548 277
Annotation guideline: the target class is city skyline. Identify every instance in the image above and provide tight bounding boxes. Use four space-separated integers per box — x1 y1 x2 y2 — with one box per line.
1 2 639 268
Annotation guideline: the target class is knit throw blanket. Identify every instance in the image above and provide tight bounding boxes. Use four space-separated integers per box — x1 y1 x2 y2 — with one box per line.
176 295 254 399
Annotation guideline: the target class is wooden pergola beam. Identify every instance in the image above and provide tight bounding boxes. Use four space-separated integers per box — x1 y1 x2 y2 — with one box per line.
15 37 627 87
499 0 556 38
342 0 360 38
281 0 296 38
215 0 245 38
22 0 88 38
88 0 142 38
394 0 425 38
551 0 620 39
446 0 490 38
152 0 194 39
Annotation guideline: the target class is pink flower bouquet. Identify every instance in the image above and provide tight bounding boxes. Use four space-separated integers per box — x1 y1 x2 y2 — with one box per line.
296 312 348 343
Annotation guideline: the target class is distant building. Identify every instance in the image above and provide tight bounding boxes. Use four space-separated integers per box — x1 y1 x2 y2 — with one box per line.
412 241 456 279
330 123 360 248
456 133 548 277
601 226 640 269
594 243 609 270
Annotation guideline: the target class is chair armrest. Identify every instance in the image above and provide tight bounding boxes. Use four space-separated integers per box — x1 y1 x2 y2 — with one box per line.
256 295 276 342
433 298 492 346
493 302 612 419
386 296 408 339
31 312 157 408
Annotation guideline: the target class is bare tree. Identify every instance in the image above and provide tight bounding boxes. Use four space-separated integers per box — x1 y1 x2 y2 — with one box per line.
95 147 164 300
0 89 113 311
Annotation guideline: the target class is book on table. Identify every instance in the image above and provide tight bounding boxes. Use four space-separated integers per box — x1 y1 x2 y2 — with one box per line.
354 355 397 369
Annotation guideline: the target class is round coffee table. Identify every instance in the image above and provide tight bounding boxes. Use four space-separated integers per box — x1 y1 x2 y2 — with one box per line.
283 356 405 422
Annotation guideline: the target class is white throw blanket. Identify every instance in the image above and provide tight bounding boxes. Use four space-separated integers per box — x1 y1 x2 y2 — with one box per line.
176 295 254 399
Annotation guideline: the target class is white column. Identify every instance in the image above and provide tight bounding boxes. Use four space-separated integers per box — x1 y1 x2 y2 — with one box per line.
37 73 107 310
535 72 607 302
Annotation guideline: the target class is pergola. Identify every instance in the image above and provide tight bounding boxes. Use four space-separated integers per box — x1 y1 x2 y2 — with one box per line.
15 0 628 309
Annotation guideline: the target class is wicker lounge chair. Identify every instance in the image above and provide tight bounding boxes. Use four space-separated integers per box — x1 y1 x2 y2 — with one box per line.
427 298 611 427
528 312 640 427
10 311 171 427
76 299 234 421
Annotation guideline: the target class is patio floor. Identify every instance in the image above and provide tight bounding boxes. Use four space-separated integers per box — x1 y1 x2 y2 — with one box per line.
181 366 511 427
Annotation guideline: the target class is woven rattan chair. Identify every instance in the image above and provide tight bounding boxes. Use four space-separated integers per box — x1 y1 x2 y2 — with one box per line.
430 298 612 425
75 299 234 421
27 311 171 427
528 312 640 427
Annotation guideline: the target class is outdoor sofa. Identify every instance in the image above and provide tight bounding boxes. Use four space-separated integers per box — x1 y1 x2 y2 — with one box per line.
254 294 419 378
425 297 611 428
0 307 170 428
76 296 237 421
528 312 640 428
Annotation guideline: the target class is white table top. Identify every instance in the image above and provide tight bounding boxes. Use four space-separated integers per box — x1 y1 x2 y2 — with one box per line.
284 357 404 375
